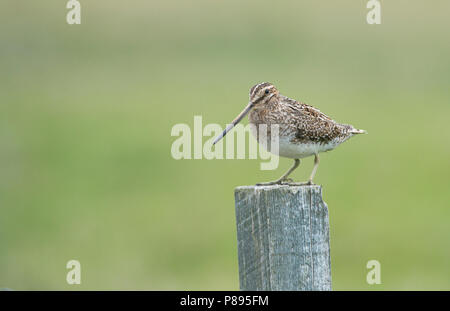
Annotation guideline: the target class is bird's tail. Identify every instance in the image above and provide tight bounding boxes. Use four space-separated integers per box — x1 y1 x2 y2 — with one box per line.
351 128 367 135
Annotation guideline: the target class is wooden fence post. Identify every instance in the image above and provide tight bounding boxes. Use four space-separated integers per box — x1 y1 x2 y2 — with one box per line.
234 185 332 291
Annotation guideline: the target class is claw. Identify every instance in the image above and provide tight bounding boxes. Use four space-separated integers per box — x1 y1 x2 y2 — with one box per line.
282 178 294 183
256 181 281 186
284 180 316 186
256 179 316 187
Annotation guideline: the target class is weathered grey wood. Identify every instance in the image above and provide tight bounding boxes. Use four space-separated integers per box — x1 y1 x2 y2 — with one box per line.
234 185 331 291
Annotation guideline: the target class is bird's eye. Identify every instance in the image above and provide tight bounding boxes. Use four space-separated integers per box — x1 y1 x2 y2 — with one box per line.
264 89 270 94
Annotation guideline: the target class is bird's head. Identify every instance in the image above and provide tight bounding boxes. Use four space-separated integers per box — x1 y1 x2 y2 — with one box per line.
249 82 279 107
212 82 279 145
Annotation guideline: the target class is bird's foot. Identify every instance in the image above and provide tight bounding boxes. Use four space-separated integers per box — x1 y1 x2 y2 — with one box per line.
255 180 281 186
256 178 290 186
256 178 311 186
280 178 294 184
283 180 315 186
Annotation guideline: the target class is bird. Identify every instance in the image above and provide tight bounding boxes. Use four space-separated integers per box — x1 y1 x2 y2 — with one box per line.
213 82 367 185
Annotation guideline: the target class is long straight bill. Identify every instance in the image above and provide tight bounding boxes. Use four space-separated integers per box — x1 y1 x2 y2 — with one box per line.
213 102 253 145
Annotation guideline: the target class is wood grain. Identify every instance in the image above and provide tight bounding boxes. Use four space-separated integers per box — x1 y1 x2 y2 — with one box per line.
234 185 331 291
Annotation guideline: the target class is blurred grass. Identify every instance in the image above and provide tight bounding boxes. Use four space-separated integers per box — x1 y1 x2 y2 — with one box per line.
0 0 449 290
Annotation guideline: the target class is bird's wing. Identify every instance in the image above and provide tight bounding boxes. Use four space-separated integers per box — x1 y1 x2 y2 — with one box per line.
284 100 348 143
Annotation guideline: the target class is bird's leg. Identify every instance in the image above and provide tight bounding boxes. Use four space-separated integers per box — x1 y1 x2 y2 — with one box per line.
285 154 320 186
308 153 320 184
256 159 300 186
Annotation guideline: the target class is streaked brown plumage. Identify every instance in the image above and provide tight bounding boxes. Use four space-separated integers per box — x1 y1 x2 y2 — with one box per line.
214 82 366 185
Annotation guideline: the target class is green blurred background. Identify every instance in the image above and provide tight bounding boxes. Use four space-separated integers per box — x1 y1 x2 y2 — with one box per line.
1 0 449 290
